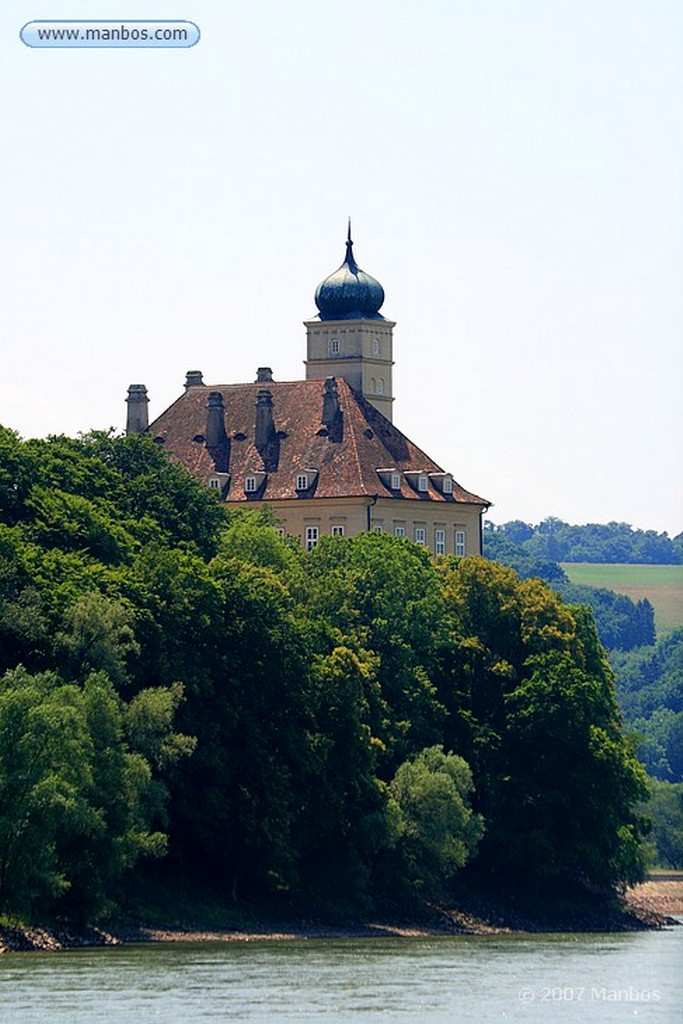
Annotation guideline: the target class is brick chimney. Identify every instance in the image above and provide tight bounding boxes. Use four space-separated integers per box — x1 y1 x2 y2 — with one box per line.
206 391 228 447
322 377 341 429
322 377 343 442
255 389 276 450
126 384 149 435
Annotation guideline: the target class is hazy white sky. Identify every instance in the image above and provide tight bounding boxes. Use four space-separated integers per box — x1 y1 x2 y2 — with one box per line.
1 1 681 535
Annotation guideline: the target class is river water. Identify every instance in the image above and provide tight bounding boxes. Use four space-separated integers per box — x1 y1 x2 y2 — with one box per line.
1 926 681 1023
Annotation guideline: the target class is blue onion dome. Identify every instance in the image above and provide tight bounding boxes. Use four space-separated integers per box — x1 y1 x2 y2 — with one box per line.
315 224 386 320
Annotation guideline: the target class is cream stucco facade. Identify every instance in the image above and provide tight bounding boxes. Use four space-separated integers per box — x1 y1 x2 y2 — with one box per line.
265 495 483 557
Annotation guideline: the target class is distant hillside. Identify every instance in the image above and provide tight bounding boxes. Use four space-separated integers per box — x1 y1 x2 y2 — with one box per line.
484 518 682 565
561 564 683 635
483 531 657 652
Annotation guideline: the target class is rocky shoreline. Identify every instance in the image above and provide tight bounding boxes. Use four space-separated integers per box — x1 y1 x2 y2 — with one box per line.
1 878 680 954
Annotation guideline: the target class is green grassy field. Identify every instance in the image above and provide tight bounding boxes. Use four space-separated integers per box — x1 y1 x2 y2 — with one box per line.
561 563 683 634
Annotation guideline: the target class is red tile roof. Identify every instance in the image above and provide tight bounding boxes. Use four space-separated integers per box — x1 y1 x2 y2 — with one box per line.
148 378 489 506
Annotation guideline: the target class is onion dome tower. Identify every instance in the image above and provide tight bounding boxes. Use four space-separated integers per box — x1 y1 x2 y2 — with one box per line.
305 223 395 420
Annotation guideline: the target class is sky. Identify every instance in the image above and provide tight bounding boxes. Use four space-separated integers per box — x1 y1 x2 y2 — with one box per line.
1 1 681 536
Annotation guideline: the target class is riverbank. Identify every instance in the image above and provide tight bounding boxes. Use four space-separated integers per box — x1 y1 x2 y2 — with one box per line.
1 878 680 953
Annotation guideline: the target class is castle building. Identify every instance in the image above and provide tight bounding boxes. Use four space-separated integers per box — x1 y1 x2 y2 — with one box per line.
126 228 490 555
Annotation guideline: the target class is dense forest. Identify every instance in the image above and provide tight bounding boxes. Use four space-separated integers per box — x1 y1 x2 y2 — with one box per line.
485 520 683 867
484 518 683 564
0 428 659 921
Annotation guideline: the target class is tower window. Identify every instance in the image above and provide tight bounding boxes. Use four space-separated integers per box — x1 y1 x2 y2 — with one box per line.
435 528 446 555
377 378 385 396
244 475 257 493
372 337 380 355
305 526 319 551
455 530 466 557
329 338 340 355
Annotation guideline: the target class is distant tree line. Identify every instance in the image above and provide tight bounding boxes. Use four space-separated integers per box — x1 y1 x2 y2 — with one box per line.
485 518 683 565
0 428 651 921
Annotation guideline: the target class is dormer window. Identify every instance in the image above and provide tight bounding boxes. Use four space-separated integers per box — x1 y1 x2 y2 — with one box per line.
242 471 266 495
404 470 432 495
377 467 401 492
207 472 230 494
295 469 318 493
429 472 454 496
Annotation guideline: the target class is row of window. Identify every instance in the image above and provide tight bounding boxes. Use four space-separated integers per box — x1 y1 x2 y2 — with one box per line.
210 472 315 493
211 469 454 498
328 337 383 356
384 470 453 495
295 524 466 554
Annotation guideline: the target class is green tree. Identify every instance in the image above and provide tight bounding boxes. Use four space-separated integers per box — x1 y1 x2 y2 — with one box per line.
0 667 194 921
389 745 483 894
437 557 649 891
302 533 446 771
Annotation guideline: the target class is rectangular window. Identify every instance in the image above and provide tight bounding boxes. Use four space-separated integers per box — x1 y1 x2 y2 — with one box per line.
305 526 319 551
296 474 308 490
443 476 453 494
245 476 256 493
208 478 221 490
418 475 428 492
394 526 406 538
415 527 426 546
391 472 401 490
372 524 383 533
329 338 340 355
455 530 466 557
435 528 446 555
331 524 345 536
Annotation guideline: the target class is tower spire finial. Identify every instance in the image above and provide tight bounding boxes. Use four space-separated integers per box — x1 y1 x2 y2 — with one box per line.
345 217 355 267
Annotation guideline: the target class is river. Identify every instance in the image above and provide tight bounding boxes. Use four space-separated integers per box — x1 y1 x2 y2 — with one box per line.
1 926 681 1023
